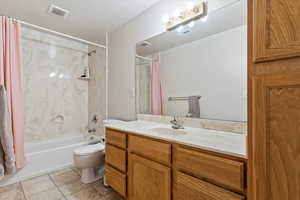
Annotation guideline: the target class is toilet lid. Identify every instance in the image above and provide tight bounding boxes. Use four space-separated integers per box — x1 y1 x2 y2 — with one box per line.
74 143 105 156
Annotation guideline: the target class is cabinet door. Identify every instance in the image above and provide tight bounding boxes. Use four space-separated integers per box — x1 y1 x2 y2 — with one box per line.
251 73 300 200
253 0 300 62
128 154 171 200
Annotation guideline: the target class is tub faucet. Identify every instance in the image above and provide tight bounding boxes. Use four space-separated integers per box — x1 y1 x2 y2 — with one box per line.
170 116 184 129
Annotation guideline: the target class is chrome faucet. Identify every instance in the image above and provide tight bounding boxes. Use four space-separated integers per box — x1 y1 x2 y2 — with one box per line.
170 116 184 129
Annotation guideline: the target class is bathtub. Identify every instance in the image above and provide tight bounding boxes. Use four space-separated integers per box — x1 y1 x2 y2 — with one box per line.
0 135 89 187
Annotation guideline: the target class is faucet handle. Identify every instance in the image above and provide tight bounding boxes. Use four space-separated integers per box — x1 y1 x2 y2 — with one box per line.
170 115 177 123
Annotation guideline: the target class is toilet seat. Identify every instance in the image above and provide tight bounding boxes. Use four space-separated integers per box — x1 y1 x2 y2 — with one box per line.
74 143 105 156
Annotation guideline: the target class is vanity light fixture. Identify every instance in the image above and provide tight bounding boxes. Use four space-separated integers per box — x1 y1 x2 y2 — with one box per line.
162 1 208 31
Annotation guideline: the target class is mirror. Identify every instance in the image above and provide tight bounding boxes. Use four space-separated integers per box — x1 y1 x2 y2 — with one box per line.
135 0 247 122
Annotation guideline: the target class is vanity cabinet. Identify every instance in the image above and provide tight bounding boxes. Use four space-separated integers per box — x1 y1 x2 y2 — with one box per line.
105 128 247 200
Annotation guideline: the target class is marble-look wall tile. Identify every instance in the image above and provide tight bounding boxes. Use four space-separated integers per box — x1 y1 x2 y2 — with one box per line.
88 47 106 136
135 57 151 114
22 27 89 143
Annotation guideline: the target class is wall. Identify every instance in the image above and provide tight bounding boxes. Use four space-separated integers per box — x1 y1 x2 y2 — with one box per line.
88 46 107 136
22 27 89 143
161 26 247 121
108 0 247 120
108 0 193 120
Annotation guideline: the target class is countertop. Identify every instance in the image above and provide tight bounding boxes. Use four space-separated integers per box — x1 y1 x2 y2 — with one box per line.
105 120 247 159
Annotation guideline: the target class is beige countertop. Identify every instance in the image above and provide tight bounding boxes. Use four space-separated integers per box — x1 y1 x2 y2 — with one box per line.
105 120 247 159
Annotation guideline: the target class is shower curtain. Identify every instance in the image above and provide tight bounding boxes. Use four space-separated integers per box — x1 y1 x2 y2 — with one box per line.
150 62 163 115
0 16 25 169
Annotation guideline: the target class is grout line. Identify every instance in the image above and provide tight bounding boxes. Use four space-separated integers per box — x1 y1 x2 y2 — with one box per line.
19 182 29 200
48 174 67 200
70 167 81 176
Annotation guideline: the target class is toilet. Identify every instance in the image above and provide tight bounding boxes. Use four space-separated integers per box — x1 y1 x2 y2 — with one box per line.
73 143 105 184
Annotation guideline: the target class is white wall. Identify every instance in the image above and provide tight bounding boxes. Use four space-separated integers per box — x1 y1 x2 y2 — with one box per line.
108 0 188 120
160 26 247 121
108 0 247 120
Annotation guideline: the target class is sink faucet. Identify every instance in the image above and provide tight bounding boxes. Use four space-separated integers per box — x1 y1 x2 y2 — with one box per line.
170 116 184 129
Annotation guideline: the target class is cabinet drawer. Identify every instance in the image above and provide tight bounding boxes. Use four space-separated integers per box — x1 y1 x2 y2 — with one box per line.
105 144 126 172
174 171 245 200
105 165 126 197
174 147 245 191
106 128 127 149
128 135 171 165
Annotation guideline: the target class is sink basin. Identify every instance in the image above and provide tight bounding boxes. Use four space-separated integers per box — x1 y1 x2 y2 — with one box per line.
148 128 186 136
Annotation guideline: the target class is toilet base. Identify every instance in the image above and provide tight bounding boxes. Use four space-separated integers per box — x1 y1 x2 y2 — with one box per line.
81 168 101 184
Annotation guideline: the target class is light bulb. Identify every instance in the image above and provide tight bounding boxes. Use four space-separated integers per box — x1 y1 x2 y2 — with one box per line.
162 15 170 24
176 26 184 33
49 72 56 78
58 73 64 79
201 15 208 22
188 21 195 28
186 2 195 10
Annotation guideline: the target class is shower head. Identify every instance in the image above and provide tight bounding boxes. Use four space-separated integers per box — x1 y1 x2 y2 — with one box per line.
88 50 96 56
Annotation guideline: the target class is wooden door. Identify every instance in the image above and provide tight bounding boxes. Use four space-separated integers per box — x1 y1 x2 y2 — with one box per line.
249 0 300 199
128 154 171 200
253 0 300 62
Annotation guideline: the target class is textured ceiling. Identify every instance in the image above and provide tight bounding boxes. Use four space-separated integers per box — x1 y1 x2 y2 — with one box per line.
0 0 162 44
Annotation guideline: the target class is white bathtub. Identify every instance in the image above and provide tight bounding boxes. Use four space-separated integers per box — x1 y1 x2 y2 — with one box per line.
0 135 89 187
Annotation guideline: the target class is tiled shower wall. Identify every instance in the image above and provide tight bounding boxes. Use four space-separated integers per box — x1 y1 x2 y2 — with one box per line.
22 27 89 143
135 57 151 114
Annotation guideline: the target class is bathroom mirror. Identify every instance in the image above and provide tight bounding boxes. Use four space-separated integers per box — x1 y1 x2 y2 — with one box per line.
135 0 247 122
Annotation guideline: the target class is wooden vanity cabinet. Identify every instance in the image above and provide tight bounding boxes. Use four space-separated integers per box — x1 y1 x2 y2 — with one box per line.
105 128 247 199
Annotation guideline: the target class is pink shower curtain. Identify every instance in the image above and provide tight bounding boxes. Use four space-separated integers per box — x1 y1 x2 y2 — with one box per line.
0 17 25 168
150 62 163 115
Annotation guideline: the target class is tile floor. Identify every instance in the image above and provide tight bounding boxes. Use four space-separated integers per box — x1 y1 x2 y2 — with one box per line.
0 168 123 200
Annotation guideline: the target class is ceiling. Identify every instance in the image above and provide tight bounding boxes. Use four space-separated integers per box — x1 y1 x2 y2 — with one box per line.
137 0 247 56
0 0 161 44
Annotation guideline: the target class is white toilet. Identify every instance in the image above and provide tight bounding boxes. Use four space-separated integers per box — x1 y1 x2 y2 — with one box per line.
73 143 105 184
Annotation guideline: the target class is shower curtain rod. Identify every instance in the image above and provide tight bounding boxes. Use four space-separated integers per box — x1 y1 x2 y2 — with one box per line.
0 16 107 49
